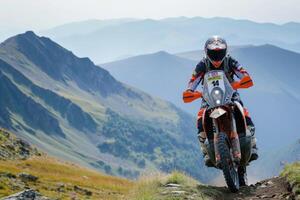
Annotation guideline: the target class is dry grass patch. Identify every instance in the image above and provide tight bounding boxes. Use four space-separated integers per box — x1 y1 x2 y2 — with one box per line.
0 155 133 200
128 171 219 200
281 162 300 197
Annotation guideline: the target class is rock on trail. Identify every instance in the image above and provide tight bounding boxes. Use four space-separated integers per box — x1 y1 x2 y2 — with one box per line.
223 177 295 200
1 189 51 200
160 177 296 200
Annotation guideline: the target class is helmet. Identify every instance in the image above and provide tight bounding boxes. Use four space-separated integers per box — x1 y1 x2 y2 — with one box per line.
204 36 227 68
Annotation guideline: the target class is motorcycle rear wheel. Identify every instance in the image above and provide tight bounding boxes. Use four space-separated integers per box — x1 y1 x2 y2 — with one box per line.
217 132 240 192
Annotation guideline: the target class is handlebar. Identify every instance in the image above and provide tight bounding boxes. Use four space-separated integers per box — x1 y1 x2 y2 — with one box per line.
231 76 253 90
182 76 253 103
183 90 202 103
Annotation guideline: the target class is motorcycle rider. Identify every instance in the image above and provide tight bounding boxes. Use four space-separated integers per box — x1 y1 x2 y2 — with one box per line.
185 36 258 166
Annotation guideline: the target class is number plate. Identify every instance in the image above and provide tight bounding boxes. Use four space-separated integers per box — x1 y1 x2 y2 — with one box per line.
206 71 225 93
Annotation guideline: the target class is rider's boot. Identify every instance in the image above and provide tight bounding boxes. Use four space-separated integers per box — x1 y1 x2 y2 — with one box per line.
246 116 258 161
197 109 214 167
198 132 214 167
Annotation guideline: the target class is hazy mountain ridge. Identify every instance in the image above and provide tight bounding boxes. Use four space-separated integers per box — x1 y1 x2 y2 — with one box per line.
40 18 137 39
0 31 216 182
42 17 300 63
102 51 197 113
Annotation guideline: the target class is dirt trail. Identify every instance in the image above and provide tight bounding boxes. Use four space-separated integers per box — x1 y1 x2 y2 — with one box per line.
219 177 295 200
160 177 295 200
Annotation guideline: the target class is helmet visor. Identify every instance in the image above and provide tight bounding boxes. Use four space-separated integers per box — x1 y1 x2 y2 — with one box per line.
207 49 226 62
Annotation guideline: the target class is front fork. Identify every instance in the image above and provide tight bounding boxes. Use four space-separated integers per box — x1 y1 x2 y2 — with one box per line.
213 113 241 165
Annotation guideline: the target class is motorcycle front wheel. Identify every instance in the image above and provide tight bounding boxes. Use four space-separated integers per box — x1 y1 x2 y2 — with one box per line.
238 166 248 186
217 132 240 192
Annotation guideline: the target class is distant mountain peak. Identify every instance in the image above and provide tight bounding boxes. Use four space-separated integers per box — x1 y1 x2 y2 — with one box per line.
154 50 169 54
4 30 45 45
151 50 172 57
0 31 129 97
1 31 76 79
3 30 88 62
1 30 69 56
6 30 38 41
23 30 36 37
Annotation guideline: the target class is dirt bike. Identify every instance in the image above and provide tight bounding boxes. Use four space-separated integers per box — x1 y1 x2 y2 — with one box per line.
183 70 254 192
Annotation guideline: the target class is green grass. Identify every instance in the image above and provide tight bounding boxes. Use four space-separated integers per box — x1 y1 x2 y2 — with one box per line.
165 171 196 185
129 174 162 200
281 162 300 197
128 171 222 200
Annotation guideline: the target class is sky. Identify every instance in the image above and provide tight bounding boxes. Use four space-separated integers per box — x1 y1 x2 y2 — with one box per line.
0 0 299 32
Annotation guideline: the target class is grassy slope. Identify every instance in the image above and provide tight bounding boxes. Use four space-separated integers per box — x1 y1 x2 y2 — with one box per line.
0 129 133 200
0 157 133 199
0 128 214 200
0 128 215 200
281 162 300 198
1 127 298 200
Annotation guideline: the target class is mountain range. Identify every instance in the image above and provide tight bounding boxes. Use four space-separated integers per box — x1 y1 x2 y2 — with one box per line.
0 31 217 182
40 17 300 63
1 25 299 183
